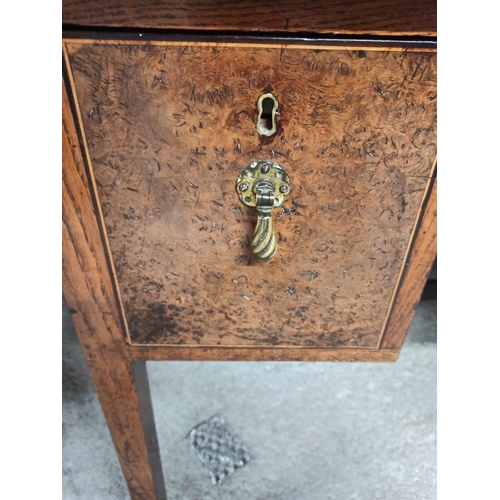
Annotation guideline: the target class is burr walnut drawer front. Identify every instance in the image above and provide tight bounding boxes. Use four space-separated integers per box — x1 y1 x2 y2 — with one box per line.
64 40 437 360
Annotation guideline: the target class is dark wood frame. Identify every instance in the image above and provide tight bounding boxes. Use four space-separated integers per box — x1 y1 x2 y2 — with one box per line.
62 0 437 37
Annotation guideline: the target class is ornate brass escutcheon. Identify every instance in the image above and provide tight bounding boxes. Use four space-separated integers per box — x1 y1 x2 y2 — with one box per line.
235 160 292 260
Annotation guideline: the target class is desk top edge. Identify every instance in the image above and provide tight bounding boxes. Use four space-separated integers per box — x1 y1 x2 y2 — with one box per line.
62 0 437 37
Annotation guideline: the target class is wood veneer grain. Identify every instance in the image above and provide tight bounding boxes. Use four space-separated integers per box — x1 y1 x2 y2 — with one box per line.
128 345 399 361
62 77 166 500
66 42 437 350
380 174 437 349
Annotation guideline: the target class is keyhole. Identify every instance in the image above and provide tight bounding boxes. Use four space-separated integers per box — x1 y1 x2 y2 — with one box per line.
256 93 278 137
259 98 274 133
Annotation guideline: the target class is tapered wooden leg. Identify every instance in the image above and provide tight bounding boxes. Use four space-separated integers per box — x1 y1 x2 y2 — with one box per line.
63 77 166 500
132 361 167 499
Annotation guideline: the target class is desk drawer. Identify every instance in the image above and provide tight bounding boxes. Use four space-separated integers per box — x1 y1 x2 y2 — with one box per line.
64 40 436 359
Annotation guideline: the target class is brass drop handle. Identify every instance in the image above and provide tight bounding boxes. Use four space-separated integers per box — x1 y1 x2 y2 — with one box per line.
236 160 292 260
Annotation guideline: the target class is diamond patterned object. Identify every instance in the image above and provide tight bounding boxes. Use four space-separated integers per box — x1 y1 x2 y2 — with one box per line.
188 414 251 485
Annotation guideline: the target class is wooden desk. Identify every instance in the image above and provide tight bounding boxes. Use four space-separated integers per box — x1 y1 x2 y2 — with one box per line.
63 2 436 498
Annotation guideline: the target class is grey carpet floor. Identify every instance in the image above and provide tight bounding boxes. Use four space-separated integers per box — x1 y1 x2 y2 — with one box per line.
62 298 436 499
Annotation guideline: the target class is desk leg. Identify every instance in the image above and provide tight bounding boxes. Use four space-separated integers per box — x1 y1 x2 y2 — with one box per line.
63 76 167 500
65 304 167 500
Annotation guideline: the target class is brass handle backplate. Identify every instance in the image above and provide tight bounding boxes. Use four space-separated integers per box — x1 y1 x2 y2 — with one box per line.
236 160 292 260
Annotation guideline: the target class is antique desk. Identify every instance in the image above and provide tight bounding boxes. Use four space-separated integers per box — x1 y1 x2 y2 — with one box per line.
62 1 437 498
